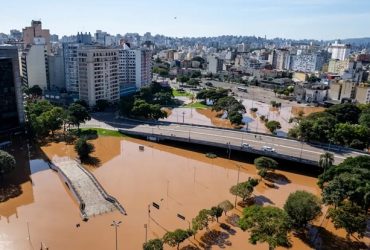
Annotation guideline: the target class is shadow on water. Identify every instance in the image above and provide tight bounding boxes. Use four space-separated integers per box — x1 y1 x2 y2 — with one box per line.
254 195 275 205
81 156 101 168
298 226 368 250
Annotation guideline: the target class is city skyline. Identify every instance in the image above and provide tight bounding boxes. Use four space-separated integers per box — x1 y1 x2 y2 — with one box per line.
1 0 370 40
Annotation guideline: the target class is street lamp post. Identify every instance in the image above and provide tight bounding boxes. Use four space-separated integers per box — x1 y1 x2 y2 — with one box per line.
111 220 122 250
234 164 241 207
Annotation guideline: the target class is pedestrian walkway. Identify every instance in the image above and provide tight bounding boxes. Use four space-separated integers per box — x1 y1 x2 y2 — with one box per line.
51 157 126 218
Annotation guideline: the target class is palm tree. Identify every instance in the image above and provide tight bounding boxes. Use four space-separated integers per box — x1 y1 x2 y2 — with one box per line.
319 152 334 170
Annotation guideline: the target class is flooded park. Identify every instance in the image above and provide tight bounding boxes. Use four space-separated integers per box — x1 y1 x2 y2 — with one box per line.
0 135 368 249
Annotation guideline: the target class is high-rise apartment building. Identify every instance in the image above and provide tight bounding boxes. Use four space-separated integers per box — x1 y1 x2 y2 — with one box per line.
207 55 223 74
118 45 152 96
0 45 25 132
22 20 51 54
77 46 120 106
21 37 49 90
275 49 290 70
63 33 93 93
355 84 370 104
290 53 324 73
329 41 351 61
48 48 65 90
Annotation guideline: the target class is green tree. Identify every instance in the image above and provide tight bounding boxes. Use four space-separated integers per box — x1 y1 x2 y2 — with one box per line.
283 191 322 230
218 200 234 215
0 150 16 179
192 209 212 232
328 201 368 238
40 107 64 136
26 85 43 97
359 112 370 127
163 229 190 249
230 178 259 202
326 103 361 124
318 155 370 210
74 138 95 160
265 120 281 134
319 152 334 171
74 99 89 109
95 99 110 111
68 103 91 131
210 206 223 222
119 95 135 117
228 111 243 125
187 78 200 86
239 205 291 250
254 157 278 179
143 238 163 250
177 75 190 84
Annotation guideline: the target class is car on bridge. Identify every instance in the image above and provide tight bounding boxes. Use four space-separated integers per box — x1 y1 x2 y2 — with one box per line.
241 143 251 149
261 146 275 152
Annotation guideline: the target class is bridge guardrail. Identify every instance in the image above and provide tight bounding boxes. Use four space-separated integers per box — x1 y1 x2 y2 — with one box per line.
112 117 369 155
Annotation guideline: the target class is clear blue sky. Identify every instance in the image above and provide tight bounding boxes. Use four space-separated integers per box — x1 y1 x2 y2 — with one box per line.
1 0 370 39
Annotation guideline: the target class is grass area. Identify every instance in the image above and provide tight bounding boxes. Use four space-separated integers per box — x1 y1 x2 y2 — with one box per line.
172 88 193 97
79 128 125 137
184 102 208 108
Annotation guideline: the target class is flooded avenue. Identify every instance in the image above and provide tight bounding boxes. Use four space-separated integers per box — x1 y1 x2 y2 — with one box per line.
0 136 367 249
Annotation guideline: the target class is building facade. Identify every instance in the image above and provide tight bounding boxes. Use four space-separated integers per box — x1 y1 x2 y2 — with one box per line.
22 20 51 54
207 55 223 74
21 37 49 90
48 48 65 90
118 46 152 96
0 45 25 132
355 84 370 104
329 41 351 61
77 46 119 106
290 53 324 73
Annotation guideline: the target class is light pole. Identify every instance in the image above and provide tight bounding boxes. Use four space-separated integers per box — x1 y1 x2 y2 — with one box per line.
234 164 241 207
111 220 122 250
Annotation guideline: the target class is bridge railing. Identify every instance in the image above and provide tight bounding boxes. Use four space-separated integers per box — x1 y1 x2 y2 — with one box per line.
48 160 88 219
119 129 318 166
110 117 369 155
74 159 127 216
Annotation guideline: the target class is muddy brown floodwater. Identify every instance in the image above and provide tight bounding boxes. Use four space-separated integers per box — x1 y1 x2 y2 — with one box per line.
0 136 368 250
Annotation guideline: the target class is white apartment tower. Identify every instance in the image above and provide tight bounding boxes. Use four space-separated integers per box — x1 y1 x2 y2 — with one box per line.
63 43 81 93
21 37 49 90
118 45 152 96
329 41 351 61
78 46 119 106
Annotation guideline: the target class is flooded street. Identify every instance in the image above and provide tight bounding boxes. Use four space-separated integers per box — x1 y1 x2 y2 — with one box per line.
0 136 367 249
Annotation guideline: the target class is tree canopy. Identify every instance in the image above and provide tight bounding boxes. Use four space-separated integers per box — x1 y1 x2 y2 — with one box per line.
254 157 278 178
283 191 322 230
239 205 291 250
265 120 281 134
143 239 163 250
218 200 234 215
288 103 370 149
0 150 16 177
230 178 259 202
68 103 91 130
163 229 191 249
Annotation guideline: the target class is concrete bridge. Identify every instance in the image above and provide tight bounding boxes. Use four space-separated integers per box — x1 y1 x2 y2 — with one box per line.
51 157 126 219
111 121 368 166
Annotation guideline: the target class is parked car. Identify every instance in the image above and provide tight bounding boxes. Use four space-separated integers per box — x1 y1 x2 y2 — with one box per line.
241 143 251 149
261 146 275 152
205 82 213 87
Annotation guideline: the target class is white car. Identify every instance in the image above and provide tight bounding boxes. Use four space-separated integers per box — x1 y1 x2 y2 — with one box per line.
261 146 275 152
241 143 251 149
